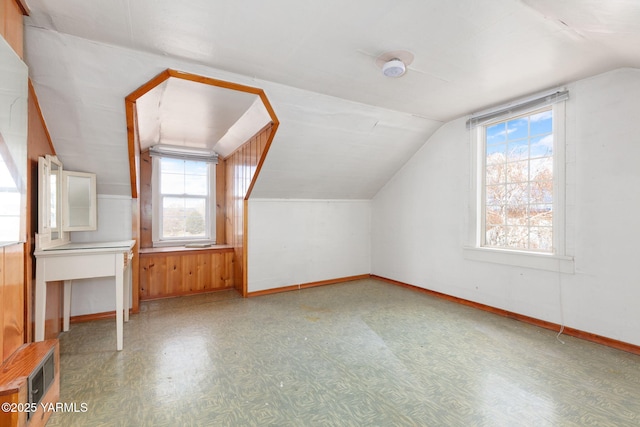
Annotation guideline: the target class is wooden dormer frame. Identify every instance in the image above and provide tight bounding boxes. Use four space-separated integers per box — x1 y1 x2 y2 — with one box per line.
125 69 279 303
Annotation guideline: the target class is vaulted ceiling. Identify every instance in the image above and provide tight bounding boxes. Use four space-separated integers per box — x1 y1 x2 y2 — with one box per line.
23 0 640 198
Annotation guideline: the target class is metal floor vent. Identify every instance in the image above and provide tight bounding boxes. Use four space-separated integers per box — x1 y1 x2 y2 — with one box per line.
27 347 55 419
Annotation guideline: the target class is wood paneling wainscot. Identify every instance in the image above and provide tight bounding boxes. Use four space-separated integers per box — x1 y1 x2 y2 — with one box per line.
2 245 24 361
139 247 235 300
224 124 274 296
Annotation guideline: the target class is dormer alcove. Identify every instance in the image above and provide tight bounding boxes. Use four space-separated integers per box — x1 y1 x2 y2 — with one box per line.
126 69 279 306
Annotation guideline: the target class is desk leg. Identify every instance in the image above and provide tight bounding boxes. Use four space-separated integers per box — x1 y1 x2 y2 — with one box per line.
124 261 131 323
35 260 46 342
63 280 72 332
115 255 124 351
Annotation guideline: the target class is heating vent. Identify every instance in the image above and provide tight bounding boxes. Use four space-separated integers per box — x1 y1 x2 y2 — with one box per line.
27 347 55 419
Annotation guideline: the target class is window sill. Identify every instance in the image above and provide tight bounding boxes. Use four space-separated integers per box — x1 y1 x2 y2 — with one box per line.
139 245 234 256
463 246 574 273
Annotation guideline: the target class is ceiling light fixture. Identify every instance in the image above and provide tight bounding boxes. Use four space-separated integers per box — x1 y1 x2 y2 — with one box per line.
375 50 415 78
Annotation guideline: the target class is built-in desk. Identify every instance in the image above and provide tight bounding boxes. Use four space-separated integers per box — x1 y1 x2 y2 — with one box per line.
34 240 135 351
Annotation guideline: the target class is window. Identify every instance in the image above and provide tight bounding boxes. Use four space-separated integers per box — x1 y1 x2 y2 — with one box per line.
483 108 553 252
464 90 573 273
151 154 216 246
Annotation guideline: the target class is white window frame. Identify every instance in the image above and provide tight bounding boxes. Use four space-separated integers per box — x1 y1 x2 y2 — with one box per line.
151 155 216 247
464 101 574 273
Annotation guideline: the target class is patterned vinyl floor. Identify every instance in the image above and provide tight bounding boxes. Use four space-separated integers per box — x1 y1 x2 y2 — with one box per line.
46 279 640 426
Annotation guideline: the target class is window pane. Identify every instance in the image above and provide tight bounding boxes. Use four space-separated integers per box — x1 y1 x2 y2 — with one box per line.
486 184 506 205
506 118 528 140
160 158 210 196
485 225 506 246
161 158 185 194
505 226 529 249
530 135 553 158
506 182 528 205
506 205 527 225
486 122 507 144
485 164 506 185
162 197 207 238
507 139 529 161
529 157 552 180
529 181 552 204
485 205 504 226
529 227 552 250
530 110 552 135
528 205 553 227
185 173 208 196
506 160 528 183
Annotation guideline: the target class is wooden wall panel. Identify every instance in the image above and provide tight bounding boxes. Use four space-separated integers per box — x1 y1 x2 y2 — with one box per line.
0 0 25 58
2 244 24 360
27 82 62 341
139 248 235 300
224 124 273 296
139 150 152 248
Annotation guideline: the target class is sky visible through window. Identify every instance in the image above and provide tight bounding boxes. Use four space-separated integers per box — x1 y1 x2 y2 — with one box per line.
484 108 553 251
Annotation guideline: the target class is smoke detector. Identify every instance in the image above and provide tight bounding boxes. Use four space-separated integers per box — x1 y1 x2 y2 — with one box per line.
381 59 406 77
376 50 414 78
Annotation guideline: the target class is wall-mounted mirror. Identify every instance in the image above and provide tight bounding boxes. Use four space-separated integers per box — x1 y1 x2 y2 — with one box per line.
37 155 97 249
63 170 96 231
0 36 28 245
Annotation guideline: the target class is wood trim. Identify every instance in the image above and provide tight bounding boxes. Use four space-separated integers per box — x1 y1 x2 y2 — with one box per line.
245 121 278 199
166 69 266 96
1 0 24 57
126 69 280 305
246 274 371 297
125 100 138 199
0 340 58 427
124 70 172 103
69 310 131 324
13 0 28 16
242 199 248 297
137 286 236 302
371 275 640 356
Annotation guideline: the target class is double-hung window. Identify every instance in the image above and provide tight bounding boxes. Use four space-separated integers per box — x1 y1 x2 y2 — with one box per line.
151 147 217 246
483 108 553 252
465 90 574 272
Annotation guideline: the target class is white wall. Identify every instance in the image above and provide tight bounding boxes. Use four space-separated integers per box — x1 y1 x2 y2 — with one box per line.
372 68 640 346
67 195 133 316
248 199 371 293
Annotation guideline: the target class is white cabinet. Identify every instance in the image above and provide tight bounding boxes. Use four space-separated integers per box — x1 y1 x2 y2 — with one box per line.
37 155 97 249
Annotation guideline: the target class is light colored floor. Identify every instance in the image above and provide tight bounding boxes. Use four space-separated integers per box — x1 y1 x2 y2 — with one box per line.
46 279 640 426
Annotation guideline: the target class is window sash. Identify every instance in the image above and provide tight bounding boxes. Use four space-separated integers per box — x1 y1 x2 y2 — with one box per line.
480 107 554 253
152 156 216 246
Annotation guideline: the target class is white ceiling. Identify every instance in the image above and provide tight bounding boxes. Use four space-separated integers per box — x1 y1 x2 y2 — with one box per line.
22 0 640 198
135 77 272 158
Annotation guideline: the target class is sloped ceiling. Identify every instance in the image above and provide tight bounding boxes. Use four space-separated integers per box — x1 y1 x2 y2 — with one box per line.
23 0 640 198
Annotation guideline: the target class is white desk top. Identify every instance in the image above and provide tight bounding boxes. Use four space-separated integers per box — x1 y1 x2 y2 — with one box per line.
34 240 135 256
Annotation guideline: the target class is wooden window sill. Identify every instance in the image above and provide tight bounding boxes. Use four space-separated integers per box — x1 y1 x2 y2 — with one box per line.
139 245 234 256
